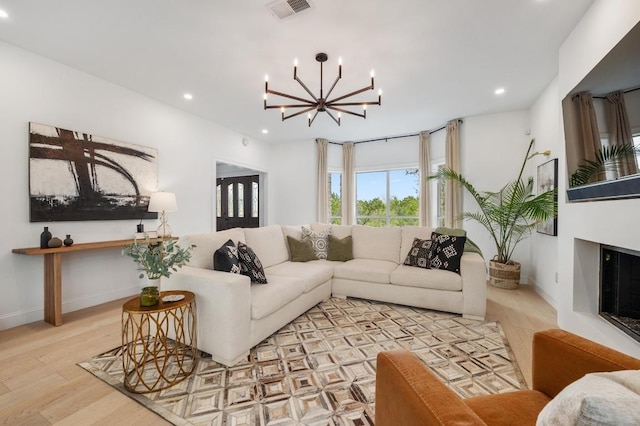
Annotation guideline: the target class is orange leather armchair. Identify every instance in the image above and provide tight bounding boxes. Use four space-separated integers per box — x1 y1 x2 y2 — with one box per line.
375 328 640 425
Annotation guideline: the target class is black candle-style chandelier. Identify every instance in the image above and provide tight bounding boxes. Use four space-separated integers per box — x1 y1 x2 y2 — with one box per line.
263 52 382 126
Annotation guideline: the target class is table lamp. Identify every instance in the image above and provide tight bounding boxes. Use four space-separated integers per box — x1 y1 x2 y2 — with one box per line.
148 192 177 237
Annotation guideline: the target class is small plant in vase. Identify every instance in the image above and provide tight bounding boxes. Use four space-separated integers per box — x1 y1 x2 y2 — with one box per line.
122 237 195 305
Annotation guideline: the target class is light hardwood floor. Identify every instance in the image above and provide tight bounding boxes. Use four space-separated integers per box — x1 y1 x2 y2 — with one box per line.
0 284 557 425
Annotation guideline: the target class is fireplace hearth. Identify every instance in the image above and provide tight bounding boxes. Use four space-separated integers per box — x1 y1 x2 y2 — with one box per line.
600 245 640 342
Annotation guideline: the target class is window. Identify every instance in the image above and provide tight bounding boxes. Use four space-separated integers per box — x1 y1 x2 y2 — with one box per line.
329 172 342 224
356 168 419 227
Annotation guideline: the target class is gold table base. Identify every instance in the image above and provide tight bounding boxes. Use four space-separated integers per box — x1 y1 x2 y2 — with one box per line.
121 290 197 394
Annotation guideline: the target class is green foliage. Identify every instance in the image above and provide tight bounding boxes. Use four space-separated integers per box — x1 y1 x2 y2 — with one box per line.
569 143 639 187
122 237 195 279
356 195 419 227
429 139 556 264
330 191 341 217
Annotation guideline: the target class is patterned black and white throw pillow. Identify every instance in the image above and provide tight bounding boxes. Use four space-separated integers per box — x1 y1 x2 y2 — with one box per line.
237 241 268 284
213 239 242 274
429 232 467 274
403 237 434 269
301 226 331 260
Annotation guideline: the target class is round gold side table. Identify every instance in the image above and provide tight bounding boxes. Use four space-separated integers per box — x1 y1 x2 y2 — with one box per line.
121 290 197 393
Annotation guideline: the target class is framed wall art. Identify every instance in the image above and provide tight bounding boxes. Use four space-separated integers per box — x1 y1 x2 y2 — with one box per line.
536 158 558 236
29 122 158 222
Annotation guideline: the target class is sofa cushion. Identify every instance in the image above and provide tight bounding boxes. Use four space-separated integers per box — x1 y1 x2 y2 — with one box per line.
403 237 435 269
311 223 353 239
327 235 354 262
333 258 398 284
250 275 305 320
400 226 435 262
302 226 331 259
286 236 317 262
429 232 467 274
213 239 242 274
351 225 402 263
182 228 245 269
238 242 268 284
244 225 289 268
390 264 463 291
265 261 334 293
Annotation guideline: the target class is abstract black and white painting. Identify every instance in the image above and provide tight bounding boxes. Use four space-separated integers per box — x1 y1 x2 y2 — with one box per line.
29 122 158 222
536 158 558 236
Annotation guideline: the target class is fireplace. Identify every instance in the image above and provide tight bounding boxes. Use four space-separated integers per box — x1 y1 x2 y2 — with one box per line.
600 245 640 342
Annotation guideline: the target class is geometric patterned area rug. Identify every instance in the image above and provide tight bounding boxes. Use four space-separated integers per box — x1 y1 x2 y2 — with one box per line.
79 297 526 425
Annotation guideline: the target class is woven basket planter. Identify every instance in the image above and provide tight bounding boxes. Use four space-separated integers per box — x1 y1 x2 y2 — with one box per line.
489 260 521 289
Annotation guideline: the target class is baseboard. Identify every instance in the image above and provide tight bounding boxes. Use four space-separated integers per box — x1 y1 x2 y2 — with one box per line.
0 285 140 331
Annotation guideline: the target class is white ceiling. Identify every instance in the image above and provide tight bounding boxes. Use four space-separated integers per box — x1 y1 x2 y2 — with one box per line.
0 0 595 144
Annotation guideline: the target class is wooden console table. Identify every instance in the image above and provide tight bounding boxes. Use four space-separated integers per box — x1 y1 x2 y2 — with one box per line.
12 239 140 326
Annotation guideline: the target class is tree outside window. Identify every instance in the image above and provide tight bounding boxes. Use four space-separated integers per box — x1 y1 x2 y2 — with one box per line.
329 172 342 225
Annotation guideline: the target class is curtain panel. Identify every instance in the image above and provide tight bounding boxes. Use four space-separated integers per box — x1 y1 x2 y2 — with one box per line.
316 138 328 223
342 142 355 225
445 119 461 228
605 91 638 177
419 131 431 227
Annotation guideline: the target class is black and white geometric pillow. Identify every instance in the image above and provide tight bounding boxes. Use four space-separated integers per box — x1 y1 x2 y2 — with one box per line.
237 242 268 284
213 239 242 274
403 237 434 269
301 226 331 260
429 232 467 274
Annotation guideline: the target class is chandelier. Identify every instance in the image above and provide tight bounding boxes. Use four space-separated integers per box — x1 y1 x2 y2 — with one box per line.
263 52 382 126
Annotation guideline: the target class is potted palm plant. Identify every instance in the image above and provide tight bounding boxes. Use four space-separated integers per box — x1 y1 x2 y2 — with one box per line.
430 139 556 289
122 237 195 305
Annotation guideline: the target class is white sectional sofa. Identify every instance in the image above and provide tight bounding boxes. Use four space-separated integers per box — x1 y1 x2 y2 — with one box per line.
163 223 487 367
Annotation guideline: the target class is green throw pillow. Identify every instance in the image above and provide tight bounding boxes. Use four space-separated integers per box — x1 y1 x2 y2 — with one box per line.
327 235 354 261
287 236 317 262
435 226 467 237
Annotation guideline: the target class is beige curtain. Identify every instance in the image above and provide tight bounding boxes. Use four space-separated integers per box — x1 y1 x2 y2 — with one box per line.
574 92 601 165
342 142 355 225
445 119 461 228
316 139 328 223
605 90 638 176
419 131 431 227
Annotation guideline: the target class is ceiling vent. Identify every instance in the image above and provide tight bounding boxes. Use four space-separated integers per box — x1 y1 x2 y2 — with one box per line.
266 0 313 21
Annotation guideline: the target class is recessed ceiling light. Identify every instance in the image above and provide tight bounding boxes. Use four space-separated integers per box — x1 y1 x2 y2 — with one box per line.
183 93 193 100
0 9 9 19
262 129 269 134
494 87 506 95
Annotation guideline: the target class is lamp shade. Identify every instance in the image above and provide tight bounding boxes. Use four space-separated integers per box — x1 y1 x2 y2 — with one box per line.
148 192 177 212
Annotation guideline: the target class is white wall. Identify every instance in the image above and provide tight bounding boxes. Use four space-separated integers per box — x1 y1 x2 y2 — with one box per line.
555 0 640 356
459 110 532 282
528 77 562 306
0 41 273 330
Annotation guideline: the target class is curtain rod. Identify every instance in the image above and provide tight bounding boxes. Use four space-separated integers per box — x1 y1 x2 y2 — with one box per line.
325 119 463 145
574 86 640 100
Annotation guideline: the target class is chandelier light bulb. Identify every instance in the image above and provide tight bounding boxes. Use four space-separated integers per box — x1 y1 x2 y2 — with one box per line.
280 107 285 113
378 89 382 96
265 74 269 82
263 93 267 100
363 104 367 110
294 58 298 66
338 57 342 65
370 70 375 78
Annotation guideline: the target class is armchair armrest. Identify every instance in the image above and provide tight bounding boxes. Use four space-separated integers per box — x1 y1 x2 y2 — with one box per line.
533 329 640 398
163 266 252 366
376 350 486 426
